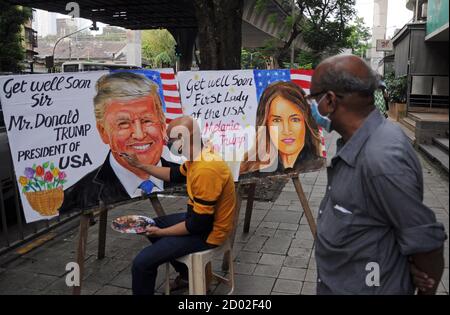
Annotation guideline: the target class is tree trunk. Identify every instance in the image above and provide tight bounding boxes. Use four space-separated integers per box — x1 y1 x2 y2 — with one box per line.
168 28 198 71
193 0 243 70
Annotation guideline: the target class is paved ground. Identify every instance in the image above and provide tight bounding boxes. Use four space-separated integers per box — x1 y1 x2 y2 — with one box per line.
0 131 448 295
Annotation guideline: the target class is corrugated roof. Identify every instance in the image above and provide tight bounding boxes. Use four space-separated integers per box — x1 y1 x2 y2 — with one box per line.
9 0 198 29
36 39 126 59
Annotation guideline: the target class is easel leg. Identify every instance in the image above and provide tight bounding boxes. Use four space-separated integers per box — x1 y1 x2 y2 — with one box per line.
73 213 91 295
205 262 212 294
97 203 107 260
292 176 317 239
149 195 166 217
243 183 256 233
222 183 243 272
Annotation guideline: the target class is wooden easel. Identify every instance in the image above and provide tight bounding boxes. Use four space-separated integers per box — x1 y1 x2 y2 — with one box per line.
221 175 316 273
241 173 317 239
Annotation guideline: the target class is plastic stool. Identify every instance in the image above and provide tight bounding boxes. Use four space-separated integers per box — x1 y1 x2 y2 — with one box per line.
165 238 234 295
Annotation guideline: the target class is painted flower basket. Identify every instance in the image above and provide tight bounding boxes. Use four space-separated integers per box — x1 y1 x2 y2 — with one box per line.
18 162 67 217
24 187 64 216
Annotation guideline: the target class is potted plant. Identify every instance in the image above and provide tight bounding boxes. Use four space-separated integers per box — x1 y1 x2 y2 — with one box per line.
385 73 407 121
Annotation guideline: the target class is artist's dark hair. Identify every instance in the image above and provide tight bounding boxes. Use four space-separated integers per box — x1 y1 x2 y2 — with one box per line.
240 81 322 174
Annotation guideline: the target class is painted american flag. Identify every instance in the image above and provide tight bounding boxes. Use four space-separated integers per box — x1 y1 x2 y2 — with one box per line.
253 69 326 158
112 68 183 124
158 68 184 123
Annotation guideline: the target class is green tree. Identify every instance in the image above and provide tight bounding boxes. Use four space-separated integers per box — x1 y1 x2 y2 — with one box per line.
0 2 32 72
141 29 177 68
258 0 357 68
347 17 371 58
241 49 267 69
296 50 315 69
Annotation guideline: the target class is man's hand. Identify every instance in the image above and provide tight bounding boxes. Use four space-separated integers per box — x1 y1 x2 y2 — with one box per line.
410 261 436 293
120 152 145 170
120 152 172 182
145 225 163 237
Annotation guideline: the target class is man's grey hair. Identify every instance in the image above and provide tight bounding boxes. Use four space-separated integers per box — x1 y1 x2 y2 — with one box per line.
317 64 379 97
93 72 165 124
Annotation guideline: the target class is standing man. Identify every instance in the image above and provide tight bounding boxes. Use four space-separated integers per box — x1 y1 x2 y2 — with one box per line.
307 55 446 295
123 116 236 295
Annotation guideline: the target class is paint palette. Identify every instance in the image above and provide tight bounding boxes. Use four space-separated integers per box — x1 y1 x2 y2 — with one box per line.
111 215 155 234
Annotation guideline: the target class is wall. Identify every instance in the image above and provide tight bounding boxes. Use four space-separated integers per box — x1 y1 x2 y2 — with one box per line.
427 0 449 36
394 23 449 77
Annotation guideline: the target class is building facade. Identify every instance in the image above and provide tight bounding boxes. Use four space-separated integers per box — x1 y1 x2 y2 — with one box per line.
369 0 389 74
392 0 449 111
21 8 38 73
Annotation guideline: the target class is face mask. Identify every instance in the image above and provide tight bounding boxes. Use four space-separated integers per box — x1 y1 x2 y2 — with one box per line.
310 96 332 132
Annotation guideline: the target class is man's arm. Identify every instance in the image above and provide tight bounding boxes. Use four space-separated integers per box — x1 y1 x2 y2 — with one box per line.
146 221 190 237
145 167 221 238
136 164 171 182
367 171 446 295
120 153 185 183
411 247 444 295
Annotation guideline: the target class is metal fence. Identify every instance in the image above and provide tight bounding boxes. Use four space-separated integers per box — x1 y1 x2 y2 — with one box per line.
0 137 80 257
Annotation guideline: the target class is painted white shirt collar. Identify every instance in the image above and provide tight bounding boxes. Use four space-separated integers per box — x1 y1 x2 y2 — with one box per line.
109 146 186 198
109 152 164 198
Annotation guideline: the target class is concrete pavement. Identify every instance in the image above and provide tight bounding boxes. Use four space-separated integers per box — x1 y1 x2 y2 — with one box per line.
0 131 448 295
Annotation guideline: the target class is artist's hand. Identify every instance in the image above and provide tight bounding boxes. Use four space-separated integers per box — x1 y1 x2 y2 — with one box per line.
145 226 163 237
410 259 436 294
120 152 145 170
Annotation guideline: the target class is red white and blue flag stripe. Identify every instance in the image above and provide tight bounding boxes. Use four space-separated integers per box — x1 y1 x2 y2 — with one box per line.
158 69 184 124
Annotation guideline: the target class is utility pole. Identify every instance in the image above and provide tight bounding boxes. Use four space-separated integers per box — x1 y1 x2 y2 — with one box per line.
290 0 296 68
49 22 98 72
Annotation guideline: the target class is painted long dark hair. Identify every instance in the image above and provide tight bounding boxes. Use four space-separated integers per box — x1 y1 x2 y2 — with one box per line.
240 81 321 174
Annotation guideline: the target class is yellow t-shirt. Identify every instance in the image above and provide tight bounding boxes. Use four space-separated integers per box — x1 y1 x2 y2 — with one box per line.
180 150 236 246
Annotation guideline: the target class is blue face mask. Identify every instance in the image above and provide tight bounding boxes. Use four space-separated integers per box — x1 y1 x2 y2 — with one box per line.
310 96 332 132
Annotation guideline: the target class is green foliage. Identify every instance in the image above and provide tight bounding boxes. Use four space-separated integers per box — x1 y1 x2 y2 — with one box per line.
241 49 267 69
285 15 295 28
347 17 371 58
299 0 356 58
261 0 358 67
141 29 176 69
385 72 408 103
296 50 316 69
255 0 269 13
0 2 32 72
268 13 278 26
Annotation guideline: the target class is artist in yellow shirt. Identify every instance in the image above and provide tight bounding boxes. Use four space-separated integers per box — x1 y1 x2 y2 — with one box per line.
123 116 236 295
